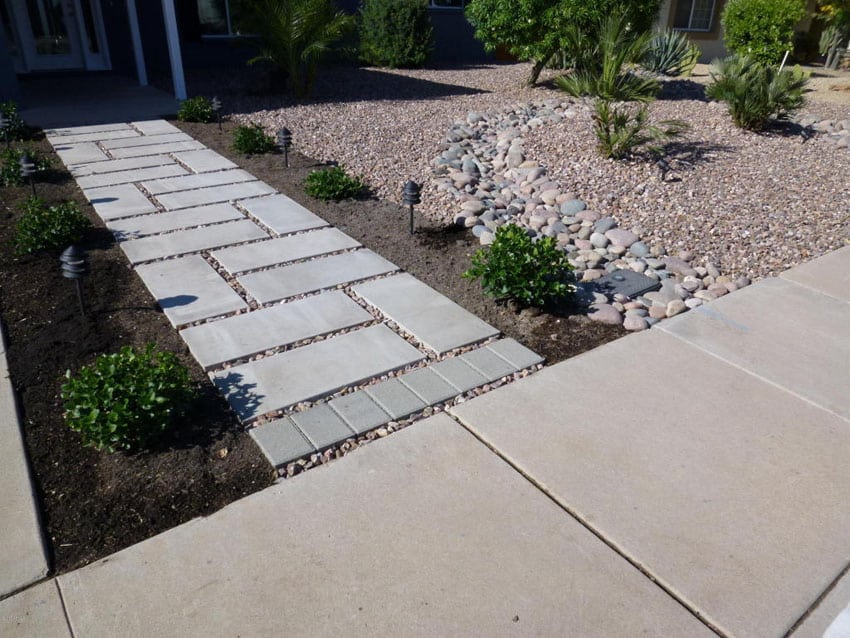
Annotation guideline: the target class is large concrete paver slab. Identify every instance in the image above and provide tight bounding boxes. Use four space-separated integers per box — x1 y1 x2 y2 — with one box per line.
46 127 138 144
0 331 48 598
76 163 187 189
135 255 247 327
130 120 182 136
56 414 715 638
53 142 108 165
119 219 267 264
46 122 132 138
0 580 71 638
84 183 157 220
172 149 237 173
142 169 256 195
109 140 205 159
99 132 193 150
238 249 397 304
69 154 174 177
792 568 850 638
153 181 275 210
450 329 850 638
353 273 499 354
180 291 373 369
238 193 328 235
659 277 850 420
212 227 360 274
211 324 424 420
106 203 244 239
780 246 850 302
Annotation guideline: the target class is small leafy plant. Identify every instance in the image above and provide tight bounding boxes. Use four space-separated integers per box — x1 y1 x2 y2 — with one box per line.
14 197 91 256
304 166 365 200
593 99 689 159
232 123 276 154
0 100 28 141
706 55 808 130
177 96 215 123
1 147 51 187
463 223 575 308
359 0 434 68
62 344 194 453
642 29 700 76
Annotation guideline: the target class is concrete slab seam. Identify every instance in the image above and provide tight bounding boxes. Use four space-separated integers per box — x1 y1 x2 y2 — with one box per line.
53 578 77 638
785 559 850 637
778 274 850 307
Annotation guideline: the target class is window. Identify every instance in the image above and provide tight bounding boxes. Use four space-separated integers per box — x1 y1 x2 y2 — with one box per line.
672 0 715 31
429 0 466 8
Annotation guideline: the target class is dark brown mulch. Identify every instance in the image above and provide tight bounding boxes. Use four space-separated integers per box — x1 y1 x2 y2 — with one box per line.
175 118 626 363
0 133 276 575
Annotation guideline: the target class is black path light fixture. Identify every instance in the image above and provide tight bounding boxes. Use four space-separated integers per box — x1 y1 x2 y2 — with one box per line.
60 245 90 317
211 96 222 132
277 127 292 168
402 180 421 236
19 153 36 197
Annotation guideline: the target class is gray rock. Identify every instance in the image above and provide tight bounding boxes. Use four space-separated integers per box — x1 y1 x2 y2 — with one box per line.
590 232 609 248
604 228 639 248
588 302 623 325
560 199 586 215
629 241 649 258
666 299 686 317
623 315 648 331
594 217 617 233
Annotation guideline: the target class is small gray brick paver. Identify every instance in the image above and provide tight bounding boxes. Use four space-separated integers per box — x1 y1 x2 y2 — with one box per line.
135 254 247 327
238 249 398 304
173 149 238 173
238 194 328 235
110 140 205 159
353 273 499 354
429 357 488 394
154 181 276 210
84 183 157 220
365 379 426 420
212 228 360 274
107 203 244 239
131 120 182 136
180 291 373 369
46 122 132 138
399 367 460 404
142 169 256 195
291 404 356 450
100 132 193 150
119 219 267 264
76 163 188 190
460 347 519 380
328 392 390 435
54 141 109 165
211 324 425 421
249 417 316 469
46 127 139 144
70 154 174 177
486 338 545 370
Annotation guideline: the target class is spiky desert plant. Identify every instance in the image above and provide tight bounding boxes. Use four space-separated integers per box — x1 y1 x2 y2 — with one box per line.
820 25 846 69
593 99 689 159
643 29 700 76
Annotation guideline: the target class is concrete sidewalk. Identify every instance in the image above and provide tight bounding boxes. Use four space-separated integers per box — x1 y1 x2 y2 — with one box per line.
2 247 847 637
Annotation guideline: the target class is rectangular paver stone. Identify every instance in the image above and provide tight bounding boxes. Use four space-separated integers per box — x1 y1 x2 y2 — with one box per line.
142 169 256 195
249 417 315 469
353 273 499 354
328 391 390 434
212 228 360 274
0 580 72 638
135 254 247 327
365 379 426 419
291 404 356 450
100 132 193 149
429 357 487 393
131 120 182 136
399 367 460 404
110 140 205 159
780 246 850 303
48 127 139 144
460 346 518 380
211 324 425 421
84 183 157 220
486 338 544 370
77 163 187 190
238 194 328 235
172 149 238 173
119 219 267 264
180 291 372 369
238 249 398 304
54 141 109 165
106 203 244 239
47 122 132 138
70 154 174 177
154 181 275 210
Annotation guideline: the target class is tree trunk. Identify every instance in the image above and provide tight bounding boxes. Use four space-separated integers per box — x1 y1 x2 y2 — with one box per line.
526 51 554 86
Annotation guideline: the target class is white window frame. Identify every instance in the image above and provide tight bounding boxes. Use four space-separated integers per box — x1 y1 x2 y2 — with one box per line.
428 0 466 9
673 0 716 32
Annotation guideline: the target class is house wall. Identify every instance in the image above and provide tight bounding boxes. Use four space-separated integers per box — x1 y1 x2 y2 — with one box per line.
0 20 19 100
658 0 729 62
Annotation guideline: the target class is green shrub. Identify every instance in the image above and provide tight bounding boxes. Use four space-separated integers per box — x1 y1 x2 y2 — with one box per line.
177 96 215 123
1 147 51 187
232 123 276 154
463 224 575 308
721 0 806 65
0 100 27 141
304 166 365 200
706 55 808 130
592 99 688 159
14 197 91 256
642 29 700 76
359 0 433 68
62 344 194 453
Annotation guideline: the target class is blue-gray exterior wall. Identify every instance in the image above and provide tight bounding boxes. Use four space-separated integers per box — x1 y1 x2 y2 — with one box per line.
0 20 19 100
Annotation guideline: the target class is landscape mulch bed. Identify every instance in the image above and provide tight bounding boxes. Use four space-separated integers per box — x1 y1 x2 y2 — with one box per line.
0 118 624 576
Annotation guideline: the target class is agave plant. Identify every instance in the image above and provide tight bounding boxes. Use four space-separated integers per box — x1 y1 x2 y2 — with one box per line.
643 29 700 77
238 0 355 98
820 25 846 70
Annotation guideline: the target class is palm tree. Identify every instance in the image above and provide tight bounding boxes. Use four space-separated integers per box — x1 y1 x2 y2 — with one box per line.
239 0 355 98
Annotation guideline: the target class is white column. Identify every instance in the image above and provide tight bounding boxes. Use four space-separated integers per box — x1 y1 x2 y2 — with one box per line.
161 0 187 100
125 0 147 86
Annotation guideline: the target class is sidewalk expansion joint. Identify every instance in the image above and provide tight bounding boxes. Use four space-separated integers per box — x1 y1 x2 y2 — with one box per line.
782 558 850 637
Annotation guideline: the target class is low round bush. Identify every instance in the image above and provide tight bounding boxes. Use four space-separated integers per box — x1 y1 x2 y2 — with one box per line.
359 0 434 68
304 166 365 200
721 0 806 65
62 344 194 453
232 123 276 154
14 197 91 256
463 223 575 308
1 147 51 187
0 100 29 141
177 96 215 123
